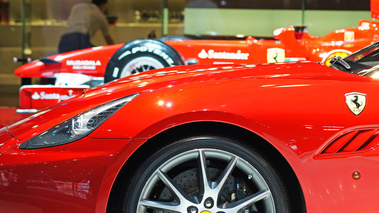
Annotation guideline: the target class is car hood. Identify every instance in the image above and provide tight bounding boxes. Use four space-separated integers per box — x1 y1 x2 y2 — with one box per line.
92 61 369 93
6 61 370 142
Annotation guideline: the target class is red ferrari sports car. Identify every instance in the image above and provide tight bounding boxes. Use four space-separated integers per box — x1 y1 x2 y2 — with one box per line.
1 40 379 212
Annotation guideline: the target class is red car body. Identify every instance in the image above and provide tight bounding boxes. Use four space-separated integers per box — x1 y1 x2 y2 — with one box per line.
1 40 379 212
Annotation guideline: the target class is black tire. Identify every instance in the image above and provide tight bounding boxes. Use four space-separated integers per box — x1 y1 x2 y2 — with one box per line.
104 39 184 83
122 137 291 212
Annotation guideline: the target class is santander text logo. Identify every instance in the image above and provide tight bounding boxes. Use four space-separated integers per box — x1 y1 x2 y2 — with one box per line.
198 49 249 60
31 91 76 101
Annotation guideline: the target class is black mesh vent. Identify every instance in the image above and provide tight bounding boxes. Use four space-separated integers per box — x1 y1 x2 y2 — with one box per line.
319 129 379 156
86 103 125 129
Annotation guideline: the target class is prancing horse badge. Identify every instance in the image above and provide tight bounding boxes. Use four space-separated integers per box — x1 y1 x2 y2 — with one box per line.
345 92 366 116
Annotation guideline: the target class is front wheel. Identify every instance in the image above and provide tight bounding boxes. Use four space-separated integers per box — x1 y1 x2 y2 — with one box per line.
104 39 184 83
122 137 291 213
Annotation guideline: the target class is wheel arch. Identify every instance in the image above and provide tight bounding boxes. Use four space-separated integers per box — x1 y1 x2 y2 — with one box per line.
106 121 306 212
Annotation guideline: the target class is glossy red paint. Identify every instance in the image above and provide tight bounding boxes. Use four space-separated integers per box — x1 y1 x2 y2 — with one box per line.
0 127 131 213
0 107 29 128
372 0 379 19
3 57 379 211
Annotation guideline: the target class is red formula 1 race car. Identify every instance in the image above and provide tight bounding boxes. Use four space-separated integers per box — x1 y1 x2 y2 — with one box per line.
16 18 379 83
2 40 379 212
6 0 379 116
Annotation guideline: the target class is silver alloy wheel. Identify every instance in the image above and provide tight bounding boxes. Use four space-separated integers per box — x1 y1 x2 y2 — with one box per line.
136 148 276 213
120 56 165 77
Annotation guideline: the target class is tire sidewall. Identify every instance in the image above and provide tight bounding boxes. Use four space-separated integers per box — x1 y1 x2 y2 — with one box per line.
104 39 184 83
122 136 290 212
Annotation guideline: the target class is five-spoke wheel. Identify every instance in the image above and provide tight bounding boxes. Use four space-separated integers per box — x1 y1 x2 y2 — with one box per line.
122 137 290 213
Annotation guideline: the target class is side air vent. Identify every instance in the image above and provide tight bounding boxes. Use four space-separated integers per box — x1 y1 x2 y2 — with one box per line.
320 129 379 155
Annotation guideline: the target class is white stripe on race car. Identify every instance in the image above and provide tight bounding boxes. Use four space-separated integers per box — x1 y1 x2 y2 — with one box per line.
212 62 234 64
285 58 306 62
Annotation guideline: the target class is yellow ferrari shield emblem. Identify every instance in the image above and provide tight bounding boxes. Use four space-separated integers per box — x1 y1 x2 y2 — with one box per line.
267 48 285 63
344 31 354 41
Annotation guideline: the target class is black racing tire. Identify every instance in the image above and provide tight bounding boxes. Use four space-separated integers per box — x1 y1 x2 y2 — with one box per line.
104 39 184 83
121 137 291 213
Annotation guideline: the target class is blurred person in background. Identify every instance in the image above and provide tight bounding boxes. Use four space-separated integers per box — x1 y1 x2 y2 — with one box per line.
58 0 114 53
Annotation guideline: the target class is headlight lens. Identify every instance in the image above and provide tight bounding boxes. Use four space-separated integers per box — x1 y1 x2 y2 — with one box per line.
19 93 139 149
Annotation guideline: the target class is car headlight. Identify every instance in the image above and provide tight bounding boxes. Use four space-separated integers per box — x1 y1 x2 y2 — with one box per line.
19 93 139 149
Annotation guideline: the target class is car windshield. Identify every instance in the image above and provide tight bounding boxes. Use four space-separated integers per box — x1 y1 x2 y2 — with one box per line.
332 41 379 78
